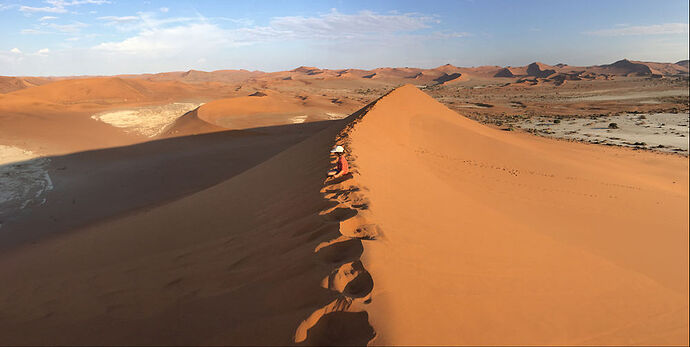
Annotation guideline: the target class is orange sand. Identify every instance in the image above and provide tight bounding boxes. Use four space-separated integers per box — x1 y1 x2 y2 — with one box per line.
0 82 687 345
344 85 688 345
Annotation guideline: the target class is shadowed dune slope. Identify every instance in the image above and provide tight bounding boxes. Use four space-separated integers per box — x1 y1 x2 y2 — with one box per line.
347 85 689 345
0 117 358 345
0 122 333 252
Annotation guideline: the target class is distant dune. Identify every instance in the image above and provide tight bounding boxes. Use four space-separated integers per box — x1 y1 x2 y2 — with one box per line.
8 77 189 105
190 89 357 130
526 62 557 78
493 67 516 77
2 59 688 96
118 69 266 84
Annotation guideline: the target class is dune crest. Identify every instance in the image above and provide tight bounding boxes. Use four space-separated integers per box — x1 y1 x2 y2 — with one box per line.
342 84 688 345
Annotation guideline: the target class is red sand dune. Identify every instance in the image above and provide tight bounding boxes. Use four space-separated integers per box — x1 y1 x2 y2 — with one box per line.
493 67 517 77
346 85 688 345
526 62 557 78
0 84 686 345
119 69 265 84
192 90 357 130
588 59 689 77
7 77 200 105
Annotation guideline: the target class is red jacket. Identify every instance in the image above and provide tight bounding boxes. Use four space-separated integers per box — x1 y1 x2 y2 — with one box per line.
337 156 349 174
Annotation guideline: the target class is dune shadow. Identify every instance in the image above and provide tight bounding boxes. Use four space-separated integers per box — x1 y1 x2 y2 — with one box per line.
0 121 333 252
300 311 375 347
316 238 364 264
323 173 354 187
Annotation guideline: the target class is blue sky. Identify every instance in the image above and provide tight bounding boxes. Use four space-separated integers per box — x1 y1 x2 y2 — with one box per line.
1 0 688 76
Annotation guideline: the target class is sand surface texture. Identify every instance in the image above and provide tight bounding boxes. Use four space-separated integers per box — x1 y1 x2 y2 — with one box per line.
347 85 688 345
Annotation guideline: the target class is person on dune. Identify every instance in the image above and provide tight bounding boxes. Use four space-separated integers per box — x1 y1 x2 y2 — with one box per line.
327 145 349 179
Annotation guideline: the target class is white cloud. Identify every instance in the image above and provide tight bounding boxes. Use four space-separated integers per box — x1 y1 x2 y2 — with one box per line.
10 48 22 54
21 28 51 34
216 17 255 26
36 48 50 55
159 7 168 13
94 22 229 55
431 31 471 38
1 3 18 11
39 15 58 20
98 15 140 24
19 5 68 13
87 9 465 72
19 0 109 14
269 9 435 39
586 23 689 36
47 21 88 32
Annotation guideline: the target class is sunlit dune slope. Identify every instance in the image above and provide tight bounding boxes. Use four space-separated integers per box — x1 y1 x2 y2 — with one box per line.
194 90 355 130
346 85 689 345
163 107 228 136
7 77 207 105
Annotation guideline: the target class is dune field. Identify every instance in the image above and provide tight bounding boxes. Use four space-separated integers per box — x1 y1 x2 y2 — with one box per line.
0 60 688 345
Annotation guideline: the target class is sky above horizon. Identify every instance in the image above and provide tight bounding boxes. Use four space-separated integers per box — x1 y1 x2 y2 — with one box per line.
1 0 688 76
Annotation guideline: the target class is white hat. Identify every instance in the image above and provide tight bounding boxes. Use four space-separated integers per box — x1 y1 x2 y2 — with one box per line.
330 145 344 153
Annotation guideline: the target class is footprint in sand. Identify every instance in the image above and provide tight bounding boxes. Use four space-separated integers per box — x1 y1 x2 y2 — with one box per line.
315 236 364 264
321 207 358 222
294 297 375 346
323 261 374 299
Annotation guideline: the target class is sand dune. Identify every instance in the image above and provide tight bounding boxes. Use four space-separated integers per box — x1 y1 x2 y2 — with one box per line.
493 67 516 77
345 85 688 345
0 76 55 93
526 62 557 78
0 117 354 344
1 84 686 345
119 69 265 84
8 77 208 105
192 90 357 130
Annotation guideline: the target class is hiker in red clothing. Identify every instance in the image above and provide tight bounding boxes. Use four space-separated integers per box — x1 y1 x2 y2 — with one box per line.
327 145 349 178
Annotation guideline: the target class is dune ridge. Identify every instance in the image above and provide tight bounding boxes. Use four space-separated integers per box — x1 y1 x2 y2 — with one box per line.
343 84 688 345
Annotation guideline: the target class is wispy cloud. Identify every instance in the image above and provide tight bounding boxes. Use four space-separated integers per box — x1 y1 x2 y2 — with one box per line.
269 9 436 39
98 15 140 24
39 15 58 20
46 21 88 32
1 3 18 11
586 23 689 36
92 9 449 57
93 22 229 55
19 5 67 13
21 28 51 34
19 0 109 14
10 48 22 54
